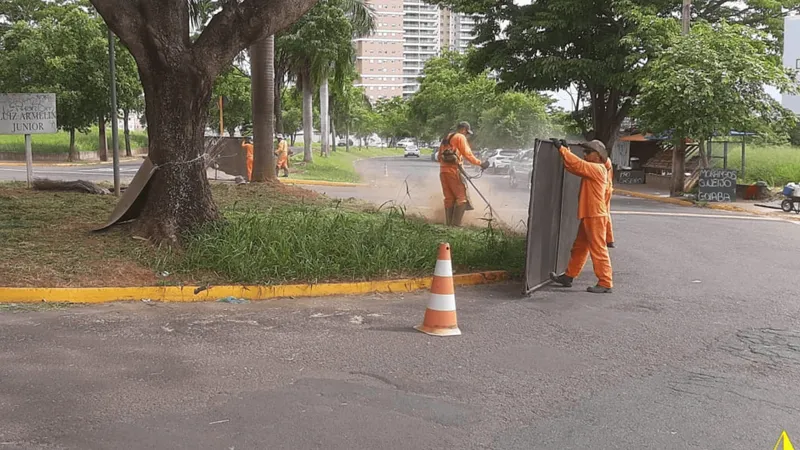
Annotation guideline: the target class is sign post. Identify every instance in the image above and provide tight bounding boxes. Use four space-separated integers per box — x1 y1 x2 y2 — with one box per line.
0 93 58 187
25 134 33 185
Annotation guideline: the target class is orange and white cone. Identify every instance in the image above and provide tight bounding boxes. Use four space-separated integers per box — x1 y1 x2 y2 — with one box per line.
415 242 461 337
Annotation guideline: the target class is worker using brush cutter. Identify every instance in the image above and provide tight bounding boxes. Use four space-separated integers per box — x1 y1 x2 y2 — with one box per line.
549 139 614 294
438 121 491 226
275 134 290 178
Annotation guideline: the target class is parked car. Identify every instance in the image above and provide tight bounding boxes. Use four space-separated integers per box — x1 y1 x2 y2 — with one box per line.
485 149 520 174
508 149 535 189
404 145 421 158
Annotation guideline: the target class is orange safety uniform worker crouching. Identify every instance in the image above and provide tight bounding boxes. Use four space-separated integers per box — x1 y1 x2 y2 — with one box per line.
549 139 613 294
438 121 489 226
242 138 254 181
275 135 289 178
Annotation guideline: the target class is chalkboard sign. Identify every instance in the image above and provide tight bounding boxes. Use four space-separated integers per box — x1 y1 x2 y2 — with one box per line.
617 169 645 184
698 169 737 202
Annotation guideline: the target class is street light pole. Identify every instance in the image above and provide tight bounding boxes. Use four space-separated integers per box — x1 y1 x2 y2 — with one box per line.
108 28 120 196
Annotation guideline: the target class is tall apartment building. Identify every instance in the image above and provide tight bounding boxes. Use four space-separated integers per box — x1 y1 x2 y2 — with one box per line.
783 15 800 114
355 0 476 102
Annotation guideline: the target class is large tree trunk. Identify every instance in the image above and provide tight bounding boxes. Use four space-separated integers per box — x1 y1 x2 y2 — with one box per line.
589 88 629 155
320 77 329 157
123 108 132 157
302 73 313 162
68 128 77 162
135 67 219 243
670 140 686 197
250 35 277 182
98 116 108 161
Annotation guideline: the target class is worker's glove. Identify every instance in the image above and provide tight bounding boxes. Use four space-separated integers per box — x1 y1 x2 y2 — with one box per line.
550 138 569 149
480 160 490 170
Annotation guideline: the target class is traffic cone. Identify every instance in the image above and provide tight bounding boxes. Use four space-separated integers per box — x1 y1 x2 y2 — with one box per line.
415 242 461 336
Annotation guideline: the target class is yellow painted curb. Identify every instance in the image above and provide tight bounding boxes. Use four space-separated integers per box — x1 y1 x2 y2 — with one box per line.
0 271 508 304
279 178 367 187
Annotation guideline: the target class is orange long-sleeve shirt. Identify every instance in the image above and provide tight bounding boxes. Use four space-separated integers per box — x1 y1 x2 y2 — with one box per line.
439 132 481 174
559 146 608 219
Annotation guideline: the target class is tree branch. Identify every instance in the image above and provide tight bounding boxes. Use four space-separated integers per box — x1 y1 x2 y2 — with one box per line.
192 0 318 78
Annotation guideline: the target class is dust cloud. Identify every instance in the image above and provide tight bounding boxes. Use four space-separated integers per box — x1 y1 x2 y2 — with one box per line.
358 165 531 233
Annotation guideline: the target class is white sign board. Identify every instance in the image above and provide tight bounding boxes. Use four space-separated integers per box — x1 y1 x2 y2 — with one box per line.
0 93 58 135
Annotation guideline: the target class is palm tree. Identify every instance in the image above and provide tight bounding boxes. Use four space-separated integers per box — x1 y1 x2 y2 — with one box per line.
319 0 375 156
249 35 276 181
278 0 374 160
190 0 276 181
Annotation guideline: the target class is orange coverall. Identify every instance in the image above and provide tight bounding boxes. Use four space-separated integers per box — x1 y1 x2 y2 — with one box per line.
604 159 614 244
242 141 254 181
438 132 481 208
276 140 289 170
559 145 613 289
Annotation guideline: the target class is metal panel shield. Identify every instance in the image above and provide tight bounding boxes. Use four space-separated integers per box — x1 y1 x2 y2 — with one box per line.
523 140 582 294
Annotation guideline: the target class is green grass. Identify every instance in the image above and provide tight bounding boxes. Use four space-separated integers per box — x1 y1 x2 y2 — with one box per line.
157 204 524 284
0 127 148 154
0 181 522 288
289 146 430 183
708 144 800 187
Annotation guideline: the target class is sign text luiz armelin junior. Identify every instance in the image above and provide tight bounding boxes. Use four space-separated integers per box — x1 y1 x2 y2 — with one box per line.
0 93 57 135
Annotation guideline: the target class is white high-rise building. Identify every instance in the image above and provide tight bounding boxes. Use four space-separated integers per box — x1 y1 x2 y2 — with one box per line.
783 15 800 114
355 0 476 102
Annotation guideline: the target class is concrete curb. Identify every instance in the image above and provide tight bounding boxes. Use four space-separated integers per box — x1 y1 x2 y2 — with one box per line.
279 178 367 187
614 188 800 221
0 271 508 304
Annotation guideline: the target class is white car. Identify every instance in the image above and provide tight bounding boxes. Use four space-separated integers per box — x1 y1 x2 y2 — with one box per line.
404 145 420 158
397 138 415 148
486 149 520 173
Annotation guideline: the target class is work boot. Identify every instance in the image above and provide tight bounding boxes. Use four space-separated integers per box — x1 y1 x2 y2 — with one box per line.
451 204 467 227
444 207 454 226
587 285 613 294
607 242 615 248
549 272 573 287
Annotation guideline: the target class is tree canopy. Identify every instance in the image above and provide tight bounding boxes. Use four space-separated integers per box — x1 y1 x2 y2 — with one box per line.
635 20 798 142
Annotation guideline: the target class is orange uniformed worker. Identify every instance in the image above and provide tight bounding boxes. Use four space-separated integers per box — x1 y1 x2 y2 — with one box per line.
604 158 615 248
242 137 254 181
438 121 490 226
275 134 289 178
549 139 613 294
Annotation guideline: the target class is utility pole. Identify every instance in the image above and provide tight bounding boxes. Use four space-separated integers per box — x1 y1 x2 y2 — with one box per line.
108 28 120 197
671 0 691 197
682 0 691 34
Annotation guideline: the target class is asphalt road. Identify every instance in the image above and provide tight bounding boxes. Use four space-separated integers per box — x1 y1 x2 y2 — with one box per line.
0 159 145 182
2 157 800 449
